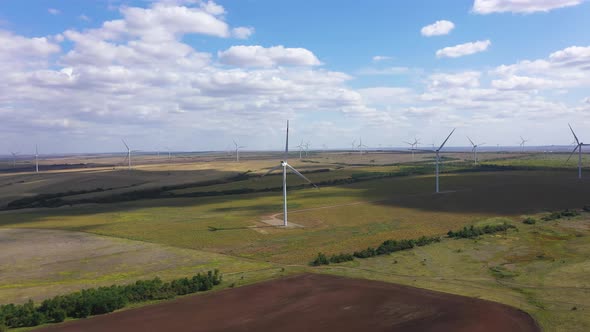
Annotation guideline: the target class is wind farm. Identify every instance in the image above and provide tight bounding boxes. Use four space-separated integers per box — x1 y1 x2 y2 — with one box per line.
2 0 590 331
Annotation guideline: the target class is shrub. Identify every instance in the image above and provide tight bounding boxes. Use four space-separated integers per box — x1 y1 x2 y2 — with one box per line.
329 253 354 263
310 252 330 266
522 217 536 225
447 223 516 239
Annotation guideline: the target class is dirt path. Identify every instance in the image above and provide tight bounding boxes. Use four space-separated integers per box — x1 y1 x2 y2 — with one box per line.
36 273 540 332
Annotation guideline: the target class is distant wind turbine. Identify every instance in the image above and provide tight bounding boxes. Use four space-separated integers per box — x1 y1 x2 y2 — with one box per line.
304 141 311 157
297 140 305 159
404 137 420 161
233 139 246 162
417 129 456 193
121 139 139 170
350 139 357 153
357 137 368 155
566 124 589 179
35 145 39 173
262 121 318 227
467 137 485 166
10 152 19 168
520 136 529 152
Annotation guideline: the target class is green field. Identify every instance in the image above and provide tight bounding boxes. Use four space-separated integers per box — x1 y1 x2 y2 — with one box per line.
1 151 590 330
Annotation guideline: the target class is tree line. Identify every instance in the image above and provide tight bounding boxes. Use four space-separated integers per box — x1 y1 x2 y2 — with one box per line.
0 270 221 330
311 222 520 266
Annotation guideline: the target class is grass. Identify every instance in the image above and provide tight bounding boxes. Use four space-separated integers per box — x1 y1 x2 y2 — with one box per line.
1 152 590 330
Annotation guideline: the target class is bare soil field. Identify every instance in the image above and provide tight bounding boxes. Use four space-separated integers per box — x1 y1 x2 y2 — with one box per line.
35 274 539 332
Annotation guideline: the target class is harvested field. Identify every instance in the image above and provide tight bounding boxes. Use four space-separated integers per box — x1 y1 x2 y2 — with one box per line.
35 274 539 332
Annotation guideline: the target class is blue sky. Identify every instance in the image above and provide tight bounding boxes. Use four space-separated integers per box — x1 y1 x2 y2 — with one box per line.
1 0 589 153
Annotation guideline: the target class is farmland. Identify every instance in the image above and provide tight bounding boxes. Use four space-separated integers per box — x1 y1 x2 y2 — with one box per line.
0 151 589 330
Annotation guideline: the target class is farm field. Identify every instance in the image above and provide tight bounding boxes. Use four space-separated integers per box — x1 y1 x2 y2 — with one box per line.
1 152 590 331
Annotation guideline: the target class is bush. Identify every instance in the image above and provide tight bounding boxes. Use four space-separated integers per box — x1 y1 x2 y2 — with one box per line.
329 253 354 263
542 209 580 221
0 270 222 329
522 217 536 225
310 252 330 266
447 223 516 239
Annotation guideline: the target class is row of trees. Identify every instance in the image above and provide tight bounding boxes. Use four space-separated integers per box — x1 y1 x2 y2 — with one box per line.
0 270 222 330
310 235 441 266
447 223 516 239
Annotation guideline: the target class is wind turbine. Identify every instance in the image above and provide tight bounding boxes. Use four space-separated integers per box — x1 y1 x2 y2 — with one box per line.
304 141 311 158
467 137 485 166
417 129 455 193
519 136 529 152
262 121 318 227
35 145 39 173
404 137 420 161
10 152 19 168
297 141 305 159
233 139 246 162
566 124 589 179
121 139 139 170
357 137 368 155
350 139 357 153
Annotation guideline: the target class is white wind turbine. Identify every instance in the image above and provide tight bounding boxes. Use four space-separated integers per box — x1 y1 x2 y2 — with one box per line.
233 139 246 162
262 121 318 227
519 136 529 152
404 137 420 161
297 140 305 159
121 139 140 170
35 145 39 173
304 141 311 157
350 139 357 153
10 152 19 168
357 137 368 155
417 129 455 193
467 137 485 166
566 124 589 179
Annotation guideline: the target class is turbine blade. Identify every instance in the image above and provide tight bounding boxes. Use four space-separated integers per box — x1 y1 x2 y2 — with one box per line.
438 128 456 151
286 164 318 188
568 124 580 145
467 136 475 146
565 144 581 164
121 139 129 150
284 120 289 159
261 164 282 177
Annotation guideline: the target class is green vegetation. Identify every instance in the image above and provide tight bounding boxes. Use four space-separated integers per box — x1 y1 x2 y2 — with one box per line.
541 209 580 221
522 217 537 225
447 223 516 239
0 270 221 329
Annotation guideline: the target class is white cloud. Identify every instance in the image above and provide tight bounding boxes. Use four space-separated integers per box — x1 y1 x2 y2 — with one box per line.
232 26 254 39
372 55 392 62
78 14 91 22
429 71 481 88
473 0 583 14
48 8 60 15
421 20 455 37
436 40 491 58
218 45 321 67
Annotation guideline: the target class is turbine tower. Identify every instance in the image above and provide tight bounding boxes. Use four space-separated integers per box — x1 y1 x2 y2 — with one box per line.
121 139 139 170
350 139 357 153
233 139 246 162
297 141 304 159
35 145 39 173
262 121 318 227
10 152 18 168
519 136 528 152
357 137 368 155
467 137 485 166
566 124 589 179
417 129 455 193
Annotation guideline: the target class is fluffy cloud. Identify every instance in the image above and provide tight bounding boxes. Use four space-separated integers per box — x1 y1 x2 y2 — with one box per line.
473 0 583 14
421 20 455 37
218 45 321 67
232 27 254 39
436 40 491 58
429 71 481 88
